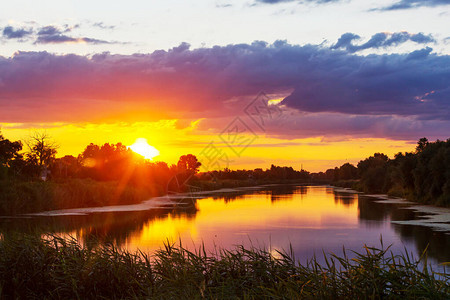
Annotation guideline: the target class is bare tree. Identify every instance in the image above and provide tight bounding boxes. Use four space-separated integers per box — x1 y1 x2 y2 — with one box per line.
25 131 59 168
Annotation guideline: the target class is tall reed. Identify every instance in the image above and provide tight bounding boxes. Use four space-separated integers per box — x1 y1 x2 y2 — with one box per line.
0 234 448 299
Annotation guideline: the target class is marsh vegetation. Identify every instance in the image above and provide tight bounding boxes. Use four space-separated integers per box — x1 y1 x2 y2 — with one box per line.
0 234 448 299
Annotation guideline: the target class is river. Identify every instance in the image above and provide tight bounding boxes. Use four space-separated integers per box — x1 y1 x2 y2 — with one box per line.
1 185 449 269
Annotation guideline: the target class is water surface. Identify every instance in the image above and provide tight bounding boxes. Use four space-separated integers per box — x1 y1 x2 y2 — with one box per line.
1 185 448 267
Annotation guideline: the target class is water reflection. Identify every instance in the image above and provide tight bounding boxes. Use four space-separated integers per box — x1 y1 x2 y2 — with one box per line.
333 192 358 207
0 185 448 266
357 195 450 262
392 224 449 263
0 207 197 248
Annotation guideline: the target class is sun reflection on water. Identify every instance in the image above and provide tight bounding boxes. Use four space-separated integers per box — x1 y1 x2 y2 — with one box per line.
122 186 359 253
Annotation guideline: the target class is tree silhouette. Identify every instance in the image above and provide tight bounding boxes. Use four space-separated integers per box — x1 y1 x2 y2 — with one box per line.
416 137 429 152
78 142 139 181
177 154 201 174
357 153 390 193
25 131 58 169
0 131 22 167
0 131 24 179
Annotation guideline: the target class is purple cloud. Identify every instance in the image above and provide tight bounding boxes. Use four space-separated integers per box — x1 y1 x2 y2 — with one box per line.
2 26 33 39
0 37 449 140
263 112 450 141
331 32 435 52
376 0 450 11
35 25 110 44
255 0 339 3
37 26 61 36
35 35 110 44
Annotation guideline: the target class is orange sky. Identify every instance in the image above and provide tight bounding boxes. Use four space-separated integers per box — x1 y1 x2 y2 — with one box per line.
0 120 416 172
1 45 444 173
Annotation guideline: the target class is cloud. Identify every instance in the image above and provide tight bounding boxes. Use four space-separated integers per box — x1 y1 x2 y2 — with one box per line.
2 26 33 39
330 33 360 50
254 0 449 11
0 24 113 45
376 0 450 11
256 0 295 3
254 0 339 4
37 25 62 36
406 46 433 60
331 31 435 52
35 25 110 44
0 38 449 140
262 112 450 141
92 22 115 30
216 3 232 8
35 35 110 44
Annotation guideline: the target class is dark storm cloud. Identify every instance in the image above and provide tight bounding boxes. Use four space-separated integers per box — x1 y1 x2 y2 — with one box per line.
331 32 435 52
0 37 449 139
376 0 450 11
2 26 33 39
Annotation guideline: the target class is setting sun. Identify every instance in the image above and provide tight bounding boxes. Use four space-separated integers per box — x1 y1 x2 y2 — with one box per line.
129 138 160 160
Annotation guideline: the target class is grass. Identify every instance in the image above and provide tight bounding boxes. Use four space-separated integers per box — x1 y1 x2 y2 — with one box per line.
0 178 154 215
0 234 448 299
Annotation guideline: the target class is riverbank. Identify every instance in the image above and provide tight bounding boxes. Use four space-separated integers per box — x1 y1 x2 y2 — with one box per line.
0 234 448 299
2 175 448 219
332 179 450 208
0 179 154 215
0 178 314 216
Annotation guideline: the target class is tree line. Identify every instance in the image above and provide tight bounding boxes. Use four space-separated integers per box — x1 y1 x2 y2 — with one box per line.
313 138 450 206
1 130 449 206
0 130 203 193
198 165 310 182
0 130 308 186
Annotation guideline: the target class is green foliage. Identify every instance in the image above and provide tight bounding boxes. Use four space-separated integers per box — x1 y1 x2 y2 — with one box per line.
0 179 152 215
0 132 22 167
0 235 448 299
336 163 358 180
357 153 390 193
203 165 310 182
2 128 449 211
348 139 450 207
0 131 23 179
0 130 61 179
412 139 450 206
314 163 358 182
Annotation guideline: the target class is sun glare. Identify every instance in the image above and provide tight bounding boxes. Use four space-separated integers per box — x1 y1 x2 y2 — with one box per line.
129 138 160 160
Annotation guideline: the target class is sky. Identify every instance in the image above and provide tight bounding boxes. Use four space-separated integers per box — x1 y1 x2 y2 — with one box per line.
0 0 449 172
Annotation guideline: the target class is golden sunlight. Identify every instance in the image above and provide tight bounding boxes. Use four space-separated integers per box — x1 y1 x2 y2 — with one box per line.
129 138 160 160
